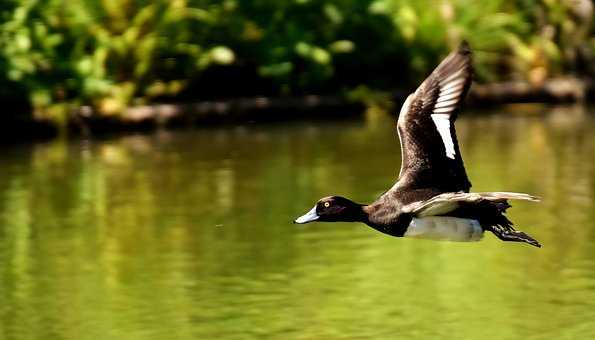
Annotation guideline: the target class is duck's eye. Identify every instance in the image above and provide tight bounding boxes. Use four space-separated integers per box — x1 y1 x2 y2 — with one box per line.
323 202 330 208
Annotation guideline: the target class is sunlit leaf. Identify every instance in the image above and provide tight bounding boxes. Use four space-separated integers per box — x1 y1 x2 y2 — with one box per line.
209 46 235 65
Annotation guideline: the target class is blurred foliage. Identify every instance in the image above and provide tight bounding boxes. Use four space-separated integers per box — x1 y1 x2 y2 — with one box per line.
0 0 593 121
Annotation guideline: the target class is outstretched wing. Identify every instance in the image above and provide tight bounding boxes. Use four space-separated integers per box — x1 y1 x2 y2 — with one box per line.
403 192 541 217
395 42 473 193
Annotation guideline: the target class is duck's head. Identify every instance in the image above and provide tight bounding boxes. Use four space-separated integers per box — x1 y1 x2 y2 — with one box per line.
294 196 366 224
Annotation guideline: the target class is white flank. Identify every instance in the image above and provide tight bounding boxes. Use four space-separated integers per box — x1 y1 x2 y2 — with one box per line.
404 217 483 242
431 113 456 159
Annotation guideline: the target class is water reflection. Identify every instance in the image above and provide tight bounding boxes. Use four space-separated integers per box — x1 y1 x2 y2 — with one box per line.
1 105 595 339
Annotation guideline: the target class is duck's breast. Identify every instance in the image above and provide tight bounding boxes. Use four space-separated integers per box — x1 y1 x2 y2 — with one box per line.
404 217 483 242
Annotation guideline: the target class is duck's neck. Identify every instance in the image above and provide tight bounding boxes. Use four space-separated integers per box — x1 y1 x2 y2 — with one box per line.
336 200 370 224
355 204 371 224
361 203 409 236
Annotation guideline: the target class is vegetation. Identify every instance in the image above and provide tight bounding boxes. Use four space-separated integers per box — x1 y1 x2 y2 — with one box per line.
0 0 593 123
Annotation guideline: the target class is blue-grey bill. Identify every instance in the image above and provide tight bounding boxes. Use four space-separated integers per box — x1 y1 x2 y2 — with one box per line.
294 206 319 224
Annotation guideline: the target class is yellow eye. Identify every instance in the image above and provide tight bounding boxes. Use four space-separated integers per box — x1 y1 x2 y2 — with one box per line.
323 202 330 208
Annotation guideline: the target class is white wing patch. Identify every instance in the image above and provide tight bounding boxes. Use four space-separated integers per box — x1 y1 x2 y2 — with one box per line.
431 113 456 159
430 64 468 159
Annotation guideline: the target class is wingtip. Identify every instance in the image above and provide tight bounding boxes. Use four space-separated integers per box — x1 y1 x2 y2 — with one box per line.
517 194 542 203
524 194 542 202
458 40 471 54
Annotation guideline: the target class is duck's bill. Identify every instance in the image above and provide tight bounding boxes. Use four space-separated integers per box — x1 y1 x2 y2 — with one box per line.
294 206 319 224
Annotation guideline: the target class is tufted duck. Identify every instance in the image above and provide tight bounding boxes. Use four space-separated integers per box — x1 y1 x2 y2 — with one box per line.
294 42 541 247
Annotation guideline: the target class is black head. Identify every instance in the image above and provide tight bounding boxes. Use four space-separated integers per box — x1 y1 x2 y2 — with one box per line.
294 196 365 224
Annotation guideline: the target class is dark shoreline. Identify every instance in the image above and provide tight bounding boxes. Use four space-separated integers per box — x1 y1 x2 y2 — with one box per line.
1 78 592 143
72 95 367 135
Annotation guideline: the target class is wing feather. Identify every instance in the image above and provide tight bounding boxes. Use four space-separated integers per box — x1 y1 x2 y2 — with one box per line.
394 41 474 193
404 192 541 217
434 98 460 109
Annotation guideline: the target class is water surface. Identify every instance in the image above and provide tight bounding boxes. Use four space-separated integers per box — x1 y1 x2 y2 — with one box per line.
1 105 595 339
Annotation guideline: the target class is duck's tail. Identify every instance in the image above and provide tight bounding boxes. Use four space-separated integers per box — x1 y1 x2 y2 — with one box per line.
408 191 542 247
488 225 541 248
484 198 541 248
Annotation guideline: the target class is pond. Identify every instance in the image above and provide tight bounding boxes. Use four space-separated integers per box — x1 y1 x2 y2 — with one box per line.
1 105 594 339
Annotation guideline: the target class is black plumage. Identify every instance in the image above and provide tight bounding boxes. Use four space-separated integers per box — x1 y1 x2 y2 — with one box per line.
294 42 541 248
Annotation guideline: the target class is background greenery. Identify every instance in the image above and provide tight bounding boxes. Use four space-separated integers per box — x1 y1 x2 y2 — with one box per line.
0 0 593 122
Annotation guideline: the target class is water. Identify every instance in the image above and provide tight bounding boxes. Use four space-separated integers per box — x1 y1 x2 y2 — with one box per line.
1 105 594 340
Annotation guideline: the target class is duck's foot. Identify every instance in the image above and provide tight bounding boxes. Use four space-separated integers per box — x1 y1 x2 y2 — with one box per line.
489 226 541 248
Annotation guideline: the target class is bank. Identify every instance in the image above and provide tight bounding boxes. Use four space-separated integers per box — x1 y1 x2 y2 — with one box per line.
1 77 592 142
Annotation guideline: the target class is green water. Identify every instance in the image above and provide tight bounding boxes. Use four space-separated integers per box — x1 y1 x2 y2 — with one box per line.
1 105 595 340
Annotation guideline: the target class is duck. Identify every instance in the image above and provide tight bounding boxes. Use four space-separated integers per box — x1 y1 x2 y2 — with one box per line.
294 41 541 247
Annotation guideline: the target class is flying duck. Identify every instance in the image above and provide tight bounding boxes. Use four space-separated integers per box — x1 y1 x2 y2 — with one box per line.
294 42 541 247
